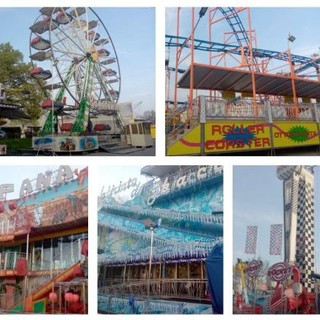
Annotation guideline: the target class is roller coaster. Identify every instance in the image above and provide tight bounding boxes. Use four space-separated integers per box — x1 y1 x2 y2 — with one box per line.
166 7 320 155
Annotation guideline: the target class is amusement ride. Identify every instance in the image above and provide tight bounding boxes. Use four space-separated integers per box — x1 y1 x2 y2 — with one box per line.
166 8 320 155
29 7 152 153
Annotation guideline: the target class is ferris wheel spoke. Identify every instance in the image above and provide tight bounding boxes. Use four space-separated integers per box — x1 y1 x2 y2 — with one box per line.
92 64 114 102
50 32 85 60
58 7 90 53
51 24 87 55
51 49 83 62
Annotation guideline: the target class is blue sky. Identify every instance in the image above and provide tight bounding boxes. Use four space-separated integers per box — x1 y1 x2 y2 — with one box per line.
233 166 320 273
166 7 320 101
0 7 155 115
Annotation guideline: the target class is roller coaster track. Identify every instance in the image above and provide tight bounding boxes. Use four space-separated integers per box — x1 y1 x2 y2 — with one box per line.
166 7 320 75
218 8 250 49
217 7 259 71
166 35 319 75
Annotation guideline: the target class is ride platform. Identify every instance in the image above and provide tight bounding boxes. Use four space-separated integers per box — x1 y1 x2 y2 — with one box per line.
178 63 320 98
32 135 99 153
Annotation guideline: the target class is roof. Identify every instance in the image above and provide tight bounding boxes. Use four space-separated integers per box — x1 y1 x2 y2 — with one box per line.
141 166 193 177
177 63 320 98
0 103 31 119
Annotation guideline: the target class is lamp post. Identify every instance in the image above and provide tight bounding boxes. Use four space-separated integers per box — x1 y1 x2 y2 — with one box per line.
287 34 298 116
145 219 161 308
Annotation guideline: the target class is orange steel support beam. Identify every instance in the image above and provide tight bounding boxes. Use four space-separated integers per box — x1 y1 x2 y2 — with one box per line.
173 7 181 119
210 7 247 25
165 68 170 113
247 8 257 117
188 8 195 119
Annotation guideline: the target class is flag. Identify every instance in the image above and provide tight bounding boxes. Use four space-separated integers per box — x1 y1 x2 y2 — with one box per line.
270 224 283 255
245 226 258 254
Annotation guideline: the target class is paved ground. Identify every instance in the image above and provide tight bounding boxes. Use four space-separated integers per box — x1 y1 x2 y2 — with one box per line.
13 142 156 156
87 146 155 156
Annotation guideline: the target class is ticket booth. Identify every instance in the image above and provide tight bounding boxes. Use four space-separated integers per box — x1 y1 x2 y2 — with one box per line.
126 122 153 147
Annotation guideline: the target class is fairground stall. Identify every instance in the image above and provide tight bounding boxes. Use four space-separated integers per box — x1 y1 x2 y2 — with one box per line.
98 165 223 314
0 165 88 314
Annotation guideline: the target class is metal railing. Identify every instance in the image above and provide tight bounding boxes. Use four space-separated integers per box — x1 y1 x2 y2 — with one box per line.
31 238 83 272
0 252 29 271
25 271 61 296
271 103 315 120
99 278 209 302
0 219 15 236
204 97 266 119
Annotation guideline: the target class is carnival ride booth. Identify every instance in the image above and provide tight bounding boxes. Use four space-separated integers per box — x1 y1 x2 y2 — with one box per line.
98 166 223 314
268 264 314 314
125 121 153 147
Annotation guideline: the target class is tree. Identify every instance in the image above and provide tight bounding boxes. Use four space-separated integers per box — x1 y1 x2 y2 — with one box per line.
142 109 155 123
0 42 46 121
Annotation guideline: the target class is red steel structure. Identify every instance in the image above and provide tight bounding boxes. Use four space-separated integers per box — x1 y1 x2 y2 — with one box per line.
166 7 320 155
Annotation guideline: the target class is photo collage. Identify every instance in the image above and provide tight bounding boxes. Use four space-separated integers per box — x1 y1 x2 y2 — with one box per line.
0 2 319 319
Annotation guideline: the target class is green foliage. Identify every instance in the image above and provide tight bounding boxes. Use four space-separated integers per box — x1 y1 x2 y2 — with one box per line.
0 42 46 121
143 110 155 123
0 138 32 152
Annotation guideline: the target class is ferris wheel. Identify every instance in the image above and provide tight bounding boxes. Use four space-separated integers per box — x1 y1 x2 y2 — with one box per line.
29 7 121 135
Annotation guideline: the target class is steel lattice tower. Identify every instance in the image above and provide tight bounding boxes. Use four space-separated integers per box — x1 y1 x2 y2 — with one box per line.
277 166 315 292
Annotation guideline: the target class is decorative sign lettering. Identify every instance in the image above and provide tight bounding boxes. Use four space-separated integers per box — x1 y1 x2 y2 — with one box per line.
102 166 223 206
0 165 79 200
105 178 141 198
246 260 262 277
146 166 222 206
267 262 292 282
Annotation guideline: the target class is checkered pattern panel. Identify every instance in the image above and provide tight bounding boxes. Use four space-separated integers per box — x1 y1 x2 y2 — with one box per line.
296 178 315 292
270 224 282 255
245 226 258 254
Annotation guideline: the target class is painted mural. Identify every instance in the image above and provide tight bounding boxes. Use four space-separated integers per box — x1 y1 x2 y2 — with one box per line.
99 167 223 265
0 167 88 236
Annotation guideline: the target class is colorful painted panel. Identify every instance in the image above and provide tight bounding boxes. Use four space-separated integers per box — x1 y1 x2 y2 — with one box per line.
272 121 319 147
33 136 98 152
168 120 271 155
0 168 88 235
